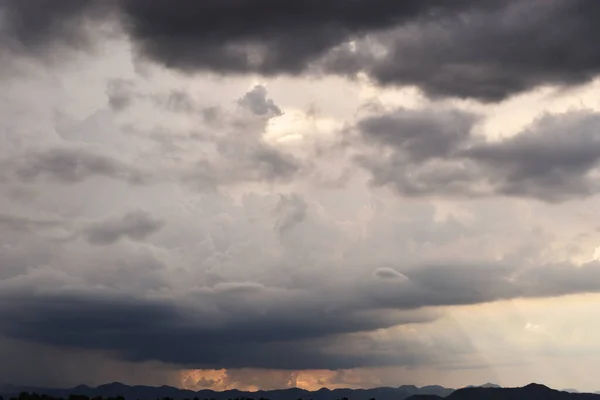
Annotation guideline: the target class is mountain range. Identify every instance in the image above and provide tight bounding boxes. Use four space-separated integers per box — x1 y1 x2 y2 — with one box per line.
2 382 600 400
409 384 600 400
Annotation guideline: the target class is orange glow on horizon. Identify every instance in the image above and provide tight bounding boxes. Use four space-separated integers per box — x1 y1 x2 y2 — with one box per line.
178 369 372 392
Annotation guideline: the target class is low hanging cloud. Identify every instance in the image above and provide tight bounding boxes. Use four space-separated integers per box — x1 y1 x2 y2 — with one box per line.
355 108 600 202
3 255 600 371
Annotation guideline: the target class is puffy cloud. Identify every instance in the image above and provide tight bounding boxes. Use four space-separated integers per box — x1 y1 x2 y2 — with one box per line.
239 85 282 117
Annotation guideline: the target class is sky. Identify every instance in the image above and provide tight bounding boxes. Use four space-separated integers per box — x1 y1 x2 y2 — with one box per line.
3 0 600 393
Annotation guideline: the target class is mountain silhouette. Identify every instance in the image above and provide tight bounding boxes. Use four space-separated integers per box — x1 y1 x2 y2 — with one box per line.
406 384 600 400
3 382 600 400
1 382 454 400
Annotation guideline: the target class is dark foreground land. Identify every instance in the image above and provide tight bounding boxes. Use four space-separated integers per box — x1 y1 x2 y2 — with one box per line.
2 383 600 400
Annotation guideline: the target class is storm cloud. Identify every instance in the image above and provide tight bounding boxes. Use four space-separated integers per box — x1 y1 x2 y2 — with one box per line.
3 1 600 101
355 108 600 202
4 0 600 390
115 0 469 76
2 251 600 370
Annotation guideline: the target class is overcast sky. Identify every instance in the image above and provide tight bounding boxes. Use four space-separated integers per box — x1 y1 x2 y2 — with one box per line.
3 0 600 393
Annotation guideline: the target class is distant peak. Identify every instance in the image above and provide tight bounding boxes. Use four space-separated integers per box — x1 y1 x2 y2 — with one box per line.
524 383 551 390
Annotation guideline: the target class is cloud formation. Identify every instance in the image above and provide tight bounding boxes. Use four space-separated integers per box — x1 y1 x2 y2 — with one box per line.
1 171 599 384
355 108 600 202
239 85 283 117
4 1 600 101
4 1 600 389
116 0 466 75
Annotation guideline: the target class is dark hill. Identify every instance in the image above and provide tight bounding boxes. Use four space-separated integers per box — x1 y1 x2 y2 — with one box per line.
441 384 600 400
1 383 454 400
4 382 599 400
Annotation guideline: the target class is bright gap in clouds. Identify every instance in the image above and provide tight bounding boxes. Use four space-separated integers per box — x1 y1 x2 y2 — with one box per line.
264 108 343 144
593 246 600 261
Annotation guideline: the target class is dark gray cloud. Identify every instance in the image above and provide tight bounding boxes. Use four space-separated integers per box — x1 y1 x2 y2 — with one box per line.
2 258 600 370
83 210 164 245
239 85 282 117
358 108 479 162
118 0 600 101
0 282 435 370
0 0 114 69
356 108 600 202
1 147 149 185
115 0 471 75
9 1 600 101
461 111 600 201
355 0 600 101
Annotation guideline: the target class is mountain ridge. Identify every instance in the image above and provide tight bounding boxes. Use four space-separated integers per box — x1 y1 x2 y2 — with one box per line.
1 382 454 400
2 382 600 400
